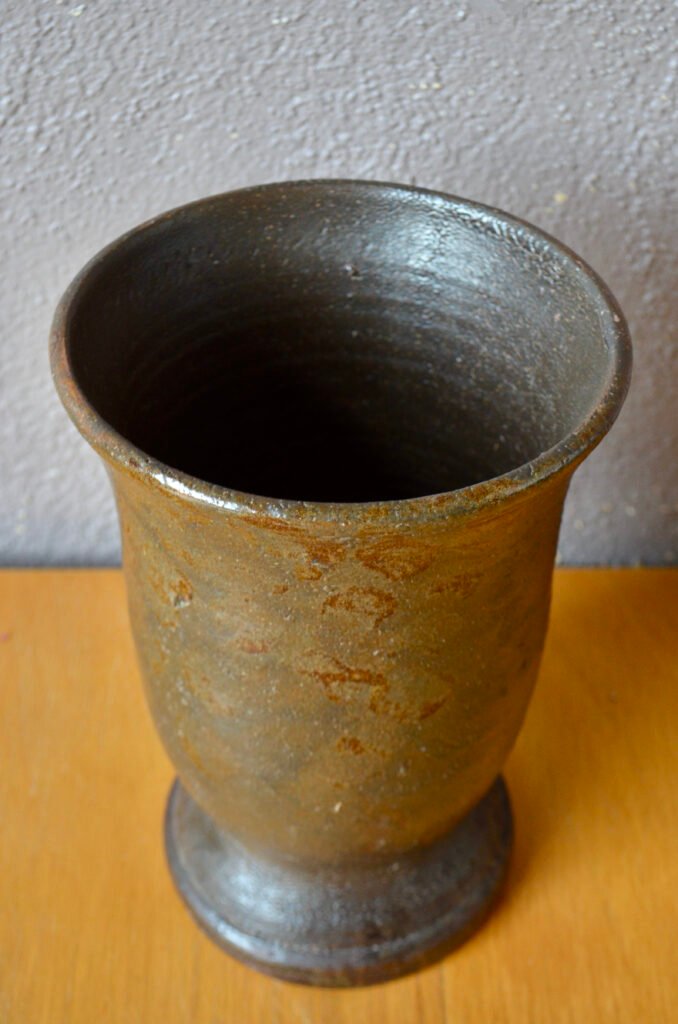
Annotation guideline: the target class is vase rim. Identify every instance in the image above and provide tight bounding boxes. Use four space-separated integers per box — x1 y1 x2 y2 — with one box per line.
50 178 632 525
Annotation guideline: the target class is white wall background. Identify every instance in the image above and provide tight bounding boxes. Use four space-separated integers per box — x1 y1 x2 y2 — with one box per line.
1 0 676 565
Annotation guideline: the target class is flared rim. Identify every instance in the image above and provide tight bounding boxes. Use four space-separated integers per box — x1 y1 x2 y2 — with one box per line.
50 179 632 525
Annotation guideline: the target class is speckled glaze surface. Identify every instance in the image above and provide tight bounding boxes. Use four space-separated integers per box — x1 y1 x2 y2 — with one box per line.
50 180 631 986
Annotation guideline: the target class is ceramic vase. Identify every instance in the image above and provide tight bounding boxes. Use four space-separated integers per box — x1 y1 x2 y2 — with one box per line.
51 181 631 985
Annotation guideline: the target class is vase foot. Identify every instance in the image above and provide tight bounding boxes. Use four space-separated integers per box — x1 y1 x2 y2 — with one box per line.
164 777 512 987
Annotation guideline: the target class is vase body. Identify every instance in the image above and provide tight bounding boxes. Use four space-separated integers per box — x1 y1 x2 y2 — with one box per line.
51 180 630 985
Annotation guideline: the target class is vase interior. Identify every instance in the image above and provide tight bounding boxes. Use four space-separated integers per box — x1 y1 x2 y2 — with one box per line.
65 184 612 502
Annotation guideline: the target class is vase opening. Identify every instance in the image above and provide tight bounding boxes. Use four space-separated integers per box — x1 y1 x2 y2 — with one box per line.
62 183 619 504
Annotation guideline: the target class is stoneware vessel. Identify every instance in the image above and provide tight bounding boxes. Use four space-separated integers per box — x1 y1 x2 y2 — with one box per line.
50 180 631 986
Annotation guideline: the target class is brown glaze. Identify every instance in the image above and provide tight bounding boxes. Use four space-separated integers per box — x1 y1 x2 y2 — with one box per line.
50 180 631 985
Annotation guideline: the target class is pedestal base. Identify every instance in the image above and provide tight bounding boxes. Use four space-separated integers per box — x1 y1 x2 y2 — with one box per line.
164 777 512 987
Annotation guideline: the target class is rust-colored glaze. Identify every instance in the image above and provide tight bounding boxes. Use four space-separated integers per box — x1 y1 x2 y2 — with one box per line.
355 537 437 581
50 181 631 986
322 585 397 628
336 735 366 755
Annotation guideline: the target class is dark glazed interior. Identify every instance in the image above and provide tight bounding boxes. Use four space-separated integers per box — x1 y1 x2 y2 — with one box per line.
66 183 612 502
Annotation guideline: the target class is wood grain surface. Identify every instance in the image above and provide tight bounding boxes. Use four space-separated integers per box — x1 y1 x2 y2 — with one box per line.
0 569 676 1023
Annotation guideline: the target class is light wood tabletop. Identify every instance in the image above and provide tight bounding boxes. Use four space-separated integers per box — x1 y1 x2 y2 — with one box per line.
0 569 676 1022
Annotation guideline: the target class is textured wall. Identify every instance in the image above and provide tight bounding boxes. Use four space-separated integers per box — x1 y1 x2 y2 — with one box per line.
2 0 675 565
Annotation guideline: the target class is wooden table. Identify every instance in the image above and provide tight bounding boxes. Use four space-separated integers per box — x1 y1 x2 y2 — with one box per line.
1 569 676 1022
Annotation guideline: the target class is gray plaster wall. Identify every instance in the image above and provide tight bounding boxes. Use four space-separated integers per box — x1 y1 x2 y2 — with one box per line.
1 0 676 565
